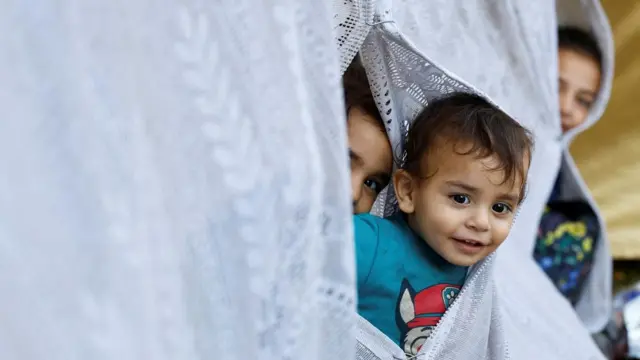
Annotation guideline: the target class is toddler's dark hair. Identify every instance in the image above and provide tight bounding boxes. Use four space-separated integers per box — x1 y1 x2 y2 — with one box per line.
558 26 602 69
403 92 534 203
342 58 385 131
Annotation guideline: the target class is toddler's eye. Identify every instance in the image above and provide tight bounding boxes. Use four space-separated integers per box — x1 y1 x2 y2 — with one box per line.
364 179 383 194
451 194 470 205
492 203 512 214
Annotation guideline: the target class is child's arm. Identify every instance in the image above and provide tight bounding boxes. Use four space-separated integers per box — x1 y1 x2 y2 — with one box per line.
353 214 381 288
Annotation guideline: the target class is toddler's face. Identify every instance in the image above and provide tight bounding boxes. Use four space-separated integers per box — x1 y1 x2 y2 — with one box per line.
347 107 392 214
395 142 528 266
558 48 601 133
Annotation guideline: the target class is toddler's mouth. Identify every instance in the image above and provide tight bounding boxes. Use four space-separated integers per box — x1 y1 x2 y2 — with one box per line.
453 237 483 246
451 237 487 254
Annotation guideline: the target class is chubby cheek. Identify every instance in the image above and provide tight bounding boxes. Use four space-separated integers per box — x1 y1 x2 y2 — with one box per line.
354 193 375 214
490 218 513 248
562 111 587 131
421 201 461 236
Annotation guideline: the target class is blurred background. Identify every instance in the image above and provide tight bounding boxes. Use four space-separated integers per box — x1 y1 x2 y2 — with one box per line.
572 0 640 290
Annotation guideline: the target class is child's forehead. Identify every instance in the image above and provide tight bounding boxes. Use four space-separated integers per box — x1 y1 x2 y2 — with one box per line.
559 48 600 72
559 47 600 65
427 148 497 174
424 147 524 191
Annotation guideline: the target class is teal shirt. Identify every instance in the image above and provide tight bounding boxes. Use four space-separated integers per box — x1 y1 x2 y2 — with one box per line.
354 213 467 351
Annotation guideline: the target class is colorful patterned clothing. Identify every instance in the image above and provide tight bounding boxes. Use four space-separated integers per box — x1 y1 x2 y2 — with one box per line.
534 200 599 305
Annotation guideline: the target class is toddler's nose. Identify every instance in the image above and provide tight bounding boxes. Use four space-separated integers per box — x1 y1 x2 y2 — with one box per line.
466 208 490 232
351 176 363 204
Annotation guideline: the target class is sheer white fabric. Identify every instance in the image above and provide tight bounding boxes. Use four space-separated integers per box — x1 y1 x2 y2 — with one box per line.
0 0 364 359
356 0 613 359
0 0 616 358
334 0 375 73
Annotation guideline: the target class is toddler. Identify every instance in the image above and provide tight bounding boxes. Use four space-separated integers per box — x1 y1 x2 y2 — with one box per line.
354 92 534 355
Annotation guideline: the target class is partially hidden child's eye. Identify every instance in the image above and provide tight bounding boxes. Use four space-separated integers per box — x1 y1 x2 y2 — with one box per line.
451 194 470 205
364 179 382 194
577 96 594 110
492 203 511 214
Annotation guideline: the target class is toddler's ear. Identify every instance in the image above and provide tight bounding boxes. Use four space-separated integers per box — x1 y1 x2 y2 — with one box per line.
393 170 416 214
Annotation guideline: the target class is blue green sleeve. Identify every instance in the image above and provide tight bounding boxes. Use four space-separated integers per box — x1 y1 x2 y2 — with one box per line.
353 214 380 288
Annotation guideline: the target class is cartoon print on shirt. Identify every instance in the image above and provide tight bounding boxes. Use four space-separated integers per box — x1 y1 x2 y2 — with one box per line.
396 279 461 355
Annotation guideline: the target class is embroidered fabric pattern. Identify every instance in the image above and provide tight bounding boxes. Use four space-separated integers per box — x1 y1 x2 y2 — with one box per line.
0 0 367 359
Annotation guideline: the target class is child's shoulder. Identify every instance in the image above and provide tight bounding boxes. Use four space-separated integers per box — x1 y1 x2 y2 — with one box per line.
353 213 412 241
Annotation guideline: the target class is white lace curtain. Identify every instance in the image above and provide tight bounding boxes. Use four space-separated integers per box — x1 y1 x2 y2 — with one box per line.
0 0 614 359
0 0 367 359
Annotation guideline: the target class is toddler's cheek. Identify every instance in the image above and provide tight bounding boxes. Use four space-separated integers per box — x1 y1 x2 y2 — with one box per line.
493 227 511 246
